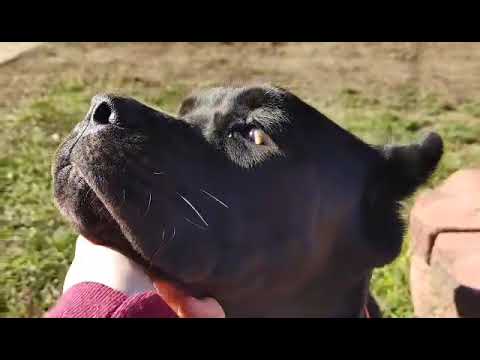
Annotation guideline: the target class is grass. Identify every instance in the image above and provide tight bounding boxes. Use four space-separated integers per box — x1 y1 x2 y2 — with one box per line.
1 80 479 317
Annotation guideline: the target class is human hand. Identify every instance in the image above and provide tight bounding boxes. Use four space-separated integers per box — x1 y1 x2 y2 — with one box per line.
63 235 225 318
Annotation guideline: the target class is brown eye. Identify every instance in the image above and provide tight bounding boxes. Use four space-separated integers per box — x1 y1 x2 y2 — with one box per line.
248 128 274 146
228 123 274 146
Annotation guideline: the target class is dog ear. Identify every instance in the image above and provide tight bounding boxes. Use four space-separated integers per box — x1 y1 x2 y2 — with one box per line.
381 132 443 200
362 132 443 266
178 96 197 116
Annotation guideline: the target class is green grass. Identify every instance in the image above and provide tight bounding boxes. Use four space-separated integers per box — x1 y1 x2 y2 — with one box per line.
1 81 479 317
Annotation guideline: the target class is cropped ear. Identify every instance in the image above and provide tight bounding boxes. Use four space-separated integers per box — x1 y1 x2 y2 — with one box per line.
381 132 443 200
362 132 443 266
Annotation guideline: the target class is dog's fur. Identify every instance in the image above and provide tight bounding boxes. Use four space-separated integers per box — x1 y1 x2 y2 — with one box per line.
53 85 443 317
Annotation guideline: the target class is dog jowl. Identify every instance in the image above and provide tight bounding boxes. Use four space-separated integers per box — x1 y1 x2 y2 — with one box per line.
52 85 443 317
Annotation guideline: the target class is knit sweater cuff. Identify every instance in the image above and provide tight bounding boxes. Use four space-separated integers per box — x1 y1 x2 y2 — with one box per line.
44 282 177 318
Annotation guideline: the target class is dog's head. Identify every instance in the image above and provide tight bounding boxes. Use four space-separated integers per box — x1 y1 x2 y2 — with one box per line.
53 85 443 316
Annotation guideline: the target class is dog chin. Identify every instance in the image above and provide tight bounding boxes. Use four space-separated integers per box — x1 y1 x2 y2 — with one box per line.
54 163 119 245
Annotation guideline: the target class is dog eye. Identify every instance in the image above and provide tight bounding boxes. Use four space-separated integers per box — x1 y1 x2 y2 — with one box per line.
247 128 274 146
228 124 274 146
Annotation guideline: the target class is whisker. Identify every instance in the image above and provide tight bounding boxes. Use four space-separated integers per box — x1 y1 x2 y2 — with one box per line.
177 192 209 227
148 228 166 270
183 217 208 231
153 171 166 175
122 188 126 203
82 187 93 205
143 191 152 217
200 189 229 209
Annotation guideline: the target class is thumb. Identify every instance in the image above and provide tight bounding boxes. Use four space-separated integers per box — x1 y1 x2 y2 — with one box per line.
152 279 225 318
178 296 226 318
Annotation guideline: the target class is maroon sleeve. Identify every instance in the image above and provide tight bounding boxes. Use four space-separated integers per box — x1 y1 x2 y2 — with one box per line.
44 282 178 318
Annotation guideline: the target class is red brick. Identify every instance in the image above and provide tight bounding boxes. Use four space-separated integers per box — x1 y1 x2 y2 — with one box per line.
409 168 480 317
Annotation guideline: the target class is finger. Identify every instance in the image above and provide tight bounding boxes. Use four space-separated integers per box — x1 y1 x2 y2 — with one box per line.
152 280 225 318
152 279 187 315
178 296 226 318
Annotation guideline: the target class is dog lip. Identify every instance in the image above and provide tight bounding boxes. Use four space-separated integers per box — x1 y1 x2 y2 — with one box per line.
68 161 116 223
62 161 126 244
67 161 186 285
69 161 84 182
69 161 104 206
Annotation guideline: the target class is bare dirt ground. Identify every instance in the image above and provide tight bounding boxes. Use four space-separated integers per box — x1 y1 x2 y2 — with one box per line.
1 42 480 111
0 43 42 64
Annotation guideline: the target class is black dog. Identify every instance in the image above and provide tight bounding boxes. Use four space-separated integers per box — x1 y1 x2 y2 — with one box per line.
53 85 443 317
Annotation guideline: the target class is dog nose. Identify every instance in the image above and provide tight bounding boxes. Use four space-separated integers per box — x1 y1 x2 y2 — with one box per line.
90 94 150 129
91 98 113 125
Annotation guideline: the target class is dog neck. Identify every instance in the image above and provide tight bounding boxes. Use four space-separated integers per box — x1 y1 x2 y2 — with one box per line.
278 272 372 318
225 270 372 318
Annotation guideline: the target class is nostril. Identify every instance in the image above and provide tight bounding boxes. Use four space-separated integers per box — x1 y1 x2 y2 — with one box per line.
92 101 113 125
